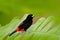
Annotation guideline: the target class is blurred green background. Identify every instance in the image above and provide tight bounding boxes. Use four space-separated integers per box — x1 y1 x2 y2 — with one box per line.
0 0 60 25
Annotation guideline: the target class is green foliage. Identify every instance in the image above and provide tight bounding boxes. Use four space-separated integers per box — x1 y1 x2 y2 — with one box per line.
0 14 60 40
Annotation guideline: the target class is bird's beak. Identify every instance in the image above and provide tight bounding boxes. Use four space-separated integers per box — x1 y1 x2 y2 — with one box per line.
32 15 34 17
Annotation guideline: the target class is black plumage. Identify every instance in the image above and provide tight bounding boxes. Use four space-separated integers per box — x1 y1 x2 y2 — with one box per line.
9 14 34 36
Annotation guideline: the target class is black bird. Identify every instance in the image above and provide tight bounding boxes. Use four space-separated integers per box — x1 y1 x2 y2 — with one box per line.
9 14 34 36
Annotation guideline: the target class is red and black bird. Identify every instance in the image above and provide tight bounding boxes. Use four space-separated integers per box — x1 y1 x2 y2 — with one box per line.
9 14 34 36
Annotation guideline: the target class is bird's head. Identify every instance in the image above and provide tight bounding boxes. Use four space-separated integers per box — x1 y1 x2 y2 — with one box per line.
26 14 34 20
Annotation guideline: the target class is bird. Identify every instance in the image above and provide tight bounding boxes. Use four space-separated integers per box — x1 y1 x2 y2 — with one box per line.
9 14 34 36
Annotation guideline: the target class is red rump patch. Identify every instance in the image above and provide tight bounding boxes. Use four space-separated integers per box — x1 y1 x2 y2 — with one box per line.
16 27 24 32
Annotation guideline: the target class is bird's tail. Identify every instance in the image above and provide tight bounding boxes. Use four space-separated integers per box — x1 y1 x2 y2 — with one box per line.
9 30 16 36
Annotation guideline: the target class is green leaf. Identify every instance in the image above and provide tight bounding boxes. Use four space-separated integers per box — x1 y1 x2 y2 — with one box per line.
0 14 28 40
0 14 60 40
